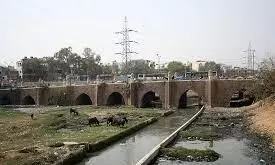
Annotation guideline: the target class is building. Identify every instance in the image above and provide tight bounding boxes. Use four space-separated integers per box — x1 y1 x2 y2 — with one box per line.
0 65 19 87
7 66 19 81
191 60 207 72
155 63 168 70
16 60 23 80
0 66 6 84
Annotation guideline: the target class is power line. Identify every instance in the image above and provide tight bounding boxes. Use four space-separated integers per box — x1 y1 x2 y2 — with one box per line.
115 16 138 74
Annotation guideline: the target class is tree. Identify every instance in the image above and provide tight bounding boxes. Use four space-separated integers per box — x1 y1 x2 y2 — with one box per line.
44 57 59 80
102 64 112 74
81 47 103 78
121 59 155 76
83 47 95 59
22 57 47 81
111 61 119 74
53 47 74 76
167 61 186 75
199 61 221 73
249 56 275 101
259 56 275 71
21 46 118 81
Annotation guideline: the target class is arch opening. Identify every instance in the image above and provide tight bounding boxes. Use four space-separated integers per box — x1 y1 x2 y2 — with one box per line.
107 92 125 106
22 95 35 105
141 91 162 108
230 89 254 107
0 95 11 105
178 90 201 109
75 93 92 105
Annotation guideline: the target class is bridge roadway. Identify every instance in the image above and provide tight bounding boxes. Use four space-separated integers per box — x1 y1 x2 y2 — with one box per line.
78 107 200 165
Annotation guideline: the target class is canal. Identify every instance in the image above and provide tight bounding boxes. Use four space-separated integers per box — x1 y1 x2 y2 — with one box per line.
78 107 200 165
154 107 269 165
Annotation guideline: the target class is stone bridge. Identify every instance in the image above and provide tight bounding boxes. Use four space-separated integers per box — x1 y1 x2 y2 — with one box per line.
0 79 256 108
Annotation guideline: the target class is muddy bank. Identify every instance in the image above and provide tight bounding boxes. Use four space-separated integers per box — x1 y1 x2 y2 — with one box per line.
155 105 275 165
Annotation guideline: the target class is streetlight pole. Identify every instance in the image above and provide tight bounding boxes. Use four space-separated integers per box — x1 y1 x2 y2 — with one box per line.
156 54 161 74
69 64 73 86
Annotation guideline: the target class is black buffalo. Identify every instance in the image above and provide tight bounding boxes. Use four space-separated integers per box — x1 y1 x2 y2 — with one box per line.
106 115 114 126
70 108 79 116
88 117 100 126
30 113 34 120
111 116 128 127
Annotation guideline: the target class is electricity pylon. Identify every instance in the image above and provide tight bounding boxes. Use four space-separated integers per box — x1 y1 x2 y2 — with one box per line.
243 41 256 75
115 16 138 74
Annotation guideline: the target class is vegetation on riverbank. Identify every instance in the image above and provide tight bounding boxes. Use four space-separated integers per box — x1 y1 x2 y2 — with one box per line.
0 106 167 165
160 147 219 162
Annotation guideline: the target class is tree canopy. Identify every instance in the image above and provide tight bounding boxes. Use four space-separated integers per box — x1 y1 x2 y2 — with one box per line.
120 59 156 76
199 61 221 73
22 47 111 81
167 61 191 75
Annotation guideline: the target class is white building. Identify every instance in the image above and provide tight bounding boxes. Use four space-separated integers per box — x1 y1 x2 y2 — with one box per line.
155 63 168 70
191 60 207 71
16 60 23 79
221 64 232 73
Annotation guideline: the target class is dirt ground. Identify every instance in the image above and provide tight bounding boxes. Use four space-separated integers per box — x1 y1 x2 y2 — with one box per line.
245 101 275 147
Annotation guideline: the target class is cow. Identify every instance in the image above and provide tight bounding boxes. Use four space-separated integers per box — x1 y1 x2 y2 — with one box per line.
88 117 100 126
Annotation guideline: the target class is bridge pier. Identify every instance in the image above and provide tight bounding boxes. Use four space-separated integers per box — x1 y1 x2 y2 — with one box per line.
206 70 213 108
164 72 171 109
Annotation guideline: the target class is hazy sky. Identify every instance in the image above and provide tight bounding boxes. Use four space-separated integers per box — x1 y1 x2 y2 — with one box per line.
1 0 275 67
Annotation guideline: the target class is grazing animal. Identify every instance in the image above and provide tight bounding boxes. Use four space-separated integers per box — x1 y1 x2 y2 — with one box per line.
122 116 128 124
30 113 34 120
106 115 114 126
88 117 100 126
111 116 128 127
70 108 79 116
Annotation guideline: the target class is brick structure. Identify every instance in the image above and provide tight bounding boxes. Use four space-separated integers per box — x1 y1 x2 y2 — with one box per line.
0 80 255 108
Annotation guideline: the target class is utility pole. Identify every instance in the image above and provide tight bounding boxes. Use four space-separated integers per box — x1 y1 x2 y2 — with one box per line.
156 54 161 73
243 41 256 76
115 16 138 75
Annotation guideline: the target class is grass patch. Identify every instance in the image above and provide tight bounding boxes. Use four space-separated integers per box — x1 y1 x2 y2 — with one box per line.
161 147 220 162
180 126 222 140
0 108 25 118
0 106 166 165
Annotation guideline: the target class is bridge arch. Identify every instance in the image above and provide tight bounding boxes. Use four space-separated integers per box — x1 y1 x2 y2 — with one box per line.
0 95 11 105
140 91 163 108
74 93 92 105
106 92 125 106
22 95 35 105
178 90 201 109
229 88 254 107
